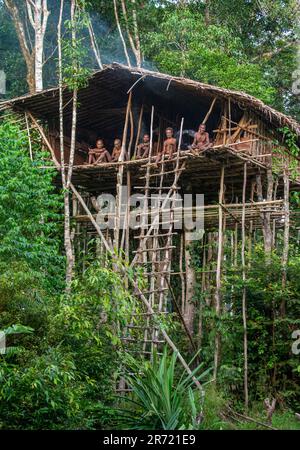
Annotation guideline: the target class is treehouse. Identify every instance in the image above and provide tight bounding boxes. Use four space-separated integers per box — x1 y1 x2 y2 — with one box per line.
1 63 300 362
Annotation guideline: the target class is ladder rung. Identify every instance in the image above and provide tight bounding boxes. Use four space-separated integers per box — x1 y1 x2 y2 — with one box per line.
135 195 179 199
133 246 176 253
139 168 185 179
138 209 182 217
133 220 179 229
134 232 177 239
134 186 181 190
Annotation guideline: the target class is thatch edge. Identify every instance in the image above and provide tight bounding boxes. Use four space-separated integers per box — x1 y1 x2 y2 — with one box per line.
1 62 299 140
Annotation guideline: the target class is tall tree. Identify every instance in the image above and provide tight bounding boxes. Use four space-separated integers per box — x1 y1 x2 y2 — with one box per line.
4 0 50 92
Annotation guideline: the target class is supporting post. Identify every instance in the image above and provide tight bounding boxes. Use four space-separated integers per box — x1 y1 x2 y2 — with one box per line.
202 97 217 125
281 168 290 317
115 92 132 250
180 233 185 315
242 162 249 412
28 112 60 169
133 104 144 159
70 182 204 399
213 165 225 381
24 112 33 161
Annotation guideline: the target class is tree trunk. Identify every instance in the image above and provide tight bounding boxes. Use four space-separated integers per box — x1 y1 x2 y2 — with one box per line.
130 0 142 67
256 172 273 257
242 163 249 412
4 0 35 92
281 168 290 316
205 0 211 26
64 191 75 288
113 0 131 67
28 0 50 92
5 0 49 93
184 229 196 336
213 166 225 380
87 15 103 69
58 0 75 290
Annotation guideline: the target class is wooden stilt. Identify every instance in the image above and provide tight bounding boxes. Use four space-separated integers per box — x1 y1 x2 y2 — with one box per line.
213 165 225 381
281 168 290 317
202 97 217 125
133 104 144 159
115 92 132 250
241 162 249 412
25 112 33 161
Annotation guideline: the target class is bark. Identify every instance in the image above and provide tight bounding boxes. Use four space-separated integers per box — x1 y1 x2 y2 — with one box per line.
58 0 75 290
5 0 50 93
87 15 103 69
130 0 142 67
4 0 35 92
242 163 249 412
184 230 195 336
213 166 224 380
204 0 211 26
264 398 276 425
281 168 290 316
256 172 273 257
66 0 78 187
113 0 131 67
64 191 74 288
119 0 142 67
28 0 50 92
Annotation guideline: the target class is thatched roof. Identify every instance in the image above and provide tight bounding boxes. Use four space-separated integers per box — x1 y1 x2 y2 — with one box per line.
1 63 299 141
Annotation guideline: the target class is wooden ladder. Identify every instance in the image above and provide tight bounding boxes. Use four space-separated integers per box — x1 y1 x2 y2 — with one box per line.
120 117 187 365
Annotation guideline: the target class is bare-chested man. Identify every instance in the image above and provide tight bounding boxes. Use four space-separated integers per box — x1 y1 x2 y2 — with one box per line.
111 138 128 162
136 134 150 159
88 139 112 164
190 123 211 153
155 127 177 164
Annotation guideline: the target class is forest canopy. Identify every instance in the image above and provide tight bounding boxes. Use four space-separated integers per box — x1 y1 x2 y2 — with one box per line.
0 0 299 118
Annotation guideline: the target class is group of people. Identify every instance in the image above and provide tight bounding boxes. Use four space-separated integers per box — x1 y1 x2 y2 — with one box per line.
87 138 123 164
86 123 211 166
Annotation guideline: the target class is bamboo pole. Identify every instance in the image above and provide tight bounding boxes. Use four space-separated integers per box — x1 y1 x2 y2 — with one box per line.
241 162 249 412
198 234 206 348
202 97 217 124
28 112 60 169
121 99 134 255
115 92 132 250
133 104 144 159
213 165 225 380
130 160 186 268
180 233 185 315
281 168 290 317
70 182 204 399
24 112 33 161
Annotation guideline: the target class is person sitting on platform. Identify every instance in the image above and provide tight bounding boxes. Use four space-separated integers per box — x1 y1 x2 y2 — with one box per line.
189 123 211 154
111 138 128 162
136 133 150 159
88 139 112 164
155 127 177 165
